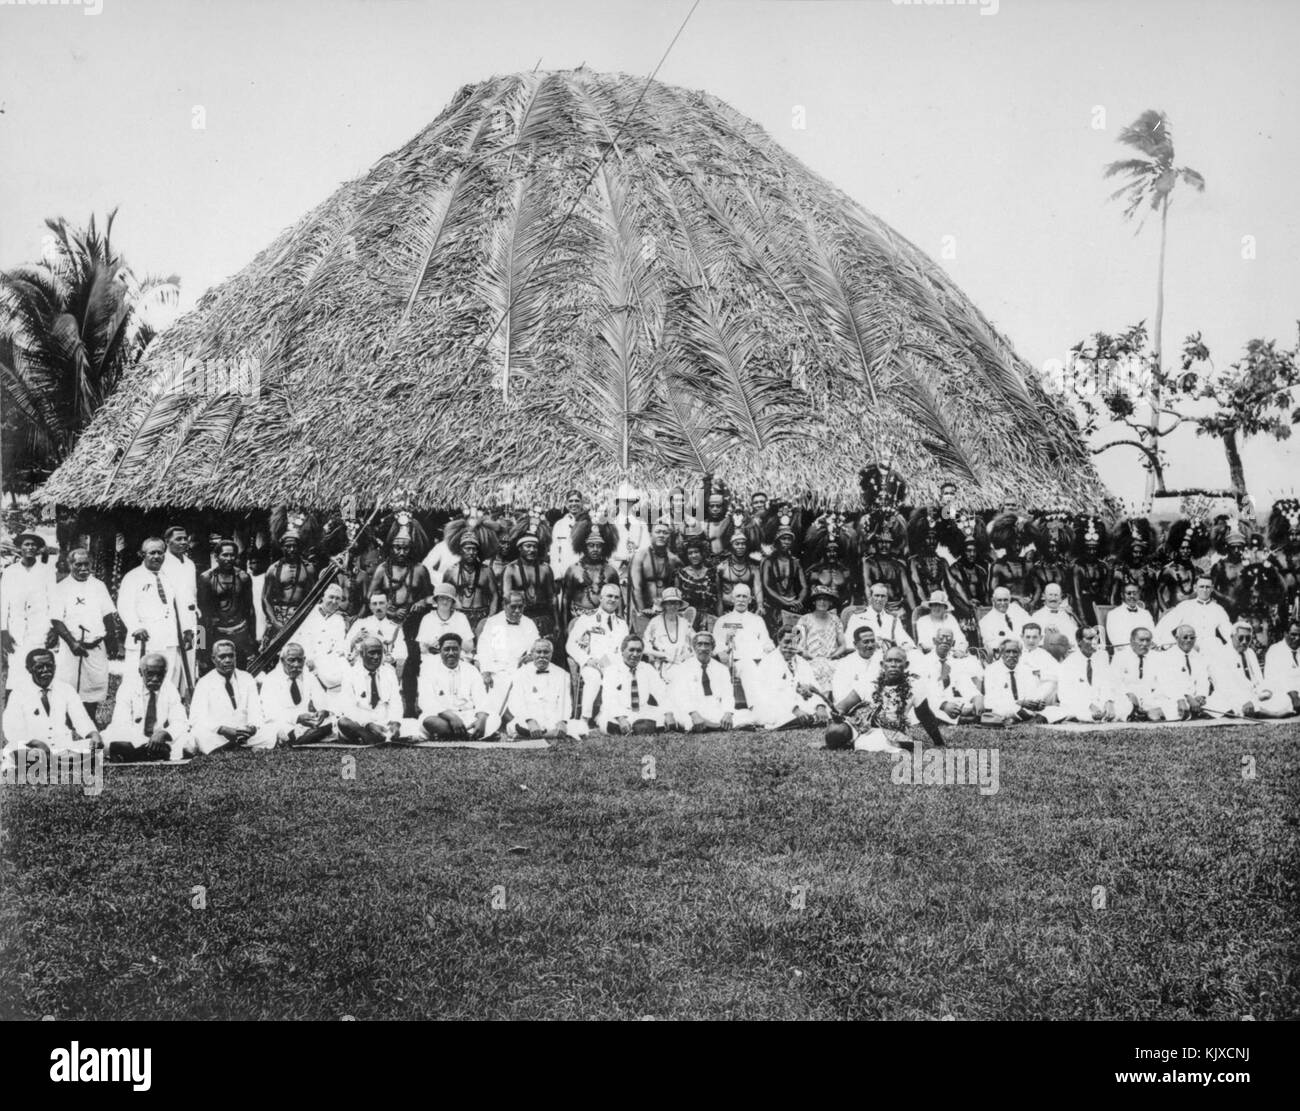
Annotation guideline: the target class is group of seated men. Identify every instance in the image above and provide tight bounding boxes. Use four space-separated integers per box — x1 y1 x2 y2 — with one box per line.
5 548 1297 763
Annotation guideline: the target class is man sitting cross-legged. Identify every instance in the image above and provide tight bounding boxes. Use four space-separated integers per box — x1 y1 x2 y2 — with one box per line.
825 646 946 752
665 629 756 733
504 638 583 739
1152 624 1213 721
749 629 830 730
189 639 276 753
598 635 675 735
1206 620 1295 719
1113 626 1167 721
983 638 1050 724
259 641 336 746
1056 625 1130 723
419 632 500 741
1263 621 1300 716
336 636 403 745
104 652 191 762
918 627 984 724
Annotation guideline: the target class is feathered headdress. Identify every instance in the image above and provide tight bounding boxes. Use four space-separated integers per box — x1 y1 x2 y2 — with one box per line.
1072 515 1109 558
906 507 943 555
807 511 855 562
1268 498 1300 548
859 464 907 514
1162 516 1211 560
1034 509 1076 558
989 511 1043 558
937 507 988 559
1116 515 1155 556
571 507 617 558
503 505 553 560
384 500 431 559
445 506 499 559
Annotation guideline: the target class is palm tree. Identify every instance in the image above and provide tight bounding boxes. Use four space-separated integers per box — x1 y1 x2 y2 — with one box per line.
0 209 178 492
1104 109 1205 501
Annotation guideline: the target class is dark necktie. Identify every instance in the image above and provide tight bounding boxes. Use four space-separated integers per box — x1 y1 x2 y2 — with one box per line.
1138 657 1144 680
630 670 640 712
701 664 712 696
144 691 157 735
1004 615 1013 633
940 660 950 688
225 677 237 709
606 614 614 631
1086 658 1093 686
370 672 380 709
1009 670 1019 699
155 574 168 604
290 678 302 705
1184 652 1192 675
40 689 50 715
1239 652 1249 675
1293 649 1298 667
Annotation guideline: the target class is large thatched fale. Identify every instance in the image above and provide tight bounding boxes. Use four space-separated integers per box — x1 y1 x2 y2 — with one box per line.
42 69 1107 511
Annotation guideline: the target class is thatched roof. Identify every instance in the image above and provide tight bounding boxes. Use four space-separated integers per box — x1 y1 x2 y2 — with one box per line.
41 69 1108 511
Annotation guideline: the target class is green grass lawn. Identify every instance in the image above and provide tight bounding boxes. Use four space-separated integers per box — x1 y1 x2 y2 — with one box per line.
1 723 1297 1020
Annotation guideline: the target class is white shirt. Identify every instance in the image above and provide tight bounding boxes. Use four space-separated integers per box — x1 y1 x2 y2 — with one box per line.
979 603 1031 653
843 607 915 651
1106 604 1157 651
476 612 540 677
1152 645 1212 699
832 651 883 705
642 613 695 671
421 540 457 578
1209 645 1267 703
1 558 55 649
2 678 96 753
1030 605 1079 645
106 676 191 746
416 608 476 654
504 663 571 727
666 658 736 720
116 564 183 649
914 613 968 653
750 651 820 727
260 665 330 724
917 651 981 709
1058 651 1120 719
1021 647 1060 698
418 656 490 717
599 658 667 722
1155 598 1233 648
191 668 266 733
983 659 1032 716
550 514 582 578
347 615 407 664
713 610 773 664
566 610 629 669
1113 650 1161 710
162 551 199 633
295 606 349 669
341 662 403 724
52 575 116 643
1263 641 1300 694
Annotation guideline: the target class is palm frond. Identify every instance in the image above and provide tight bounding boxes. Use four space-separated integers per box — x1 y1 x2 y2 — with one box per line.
158 392 243 477
500 71 567 171
102 357 192 495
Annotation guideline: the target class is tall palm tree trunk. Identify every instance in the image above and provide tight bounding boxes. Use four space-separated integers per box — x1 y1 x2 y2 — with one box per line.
1145 195 1169 502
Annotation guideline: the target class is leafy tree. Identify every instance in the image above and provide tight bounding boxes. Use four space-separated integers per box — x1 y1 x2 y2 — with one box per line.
1 210 178 493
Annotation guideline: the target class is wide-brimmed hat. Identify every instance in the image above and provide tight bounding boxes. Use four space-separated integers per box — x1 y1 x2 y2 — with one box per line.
927 590 949 606
660 587 684 605
14 532 44 548
433 582 456 600
811 585 838 602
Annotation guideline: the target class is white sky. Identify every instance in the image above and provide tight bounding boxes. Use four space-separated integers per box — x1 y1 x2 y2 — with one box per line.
3 0 1298 511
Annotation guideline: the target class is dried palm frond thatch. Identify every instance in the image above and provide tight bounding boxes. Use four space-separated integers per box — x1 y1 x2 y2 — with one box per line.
41 69 1107 511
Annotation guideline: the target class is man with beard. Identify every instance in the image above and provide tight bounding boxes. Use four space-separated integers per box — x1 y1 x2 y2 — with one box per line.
262 528 318 644
505 639 580 739
118 537 190 692
1210 527 1249 609
372 528 434 717
104 653 190 761
759 523 808 636
630 519 683 635
2 533 55 697
948 537 989 646
503 532 557 645
198 540 258 671
1235 533 1287 640
549 491 587 580
50 547 120 718
804 530 854 612
1109 518 1162 616
905 508 953 616
561 523 620 626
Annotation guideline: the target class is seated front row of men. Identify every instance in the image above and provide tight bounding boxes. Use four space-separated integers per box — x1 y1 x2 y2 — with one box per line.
6 619 1297 763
